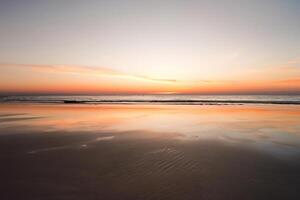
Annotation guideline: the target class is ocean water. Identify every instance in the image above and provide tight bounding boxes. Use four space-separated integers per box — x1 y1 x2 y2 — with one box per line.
1 94 300 104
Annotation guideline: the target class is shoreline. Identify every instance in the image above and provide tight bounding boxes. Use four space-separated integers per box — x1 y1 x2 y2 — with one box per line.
0 99 299 105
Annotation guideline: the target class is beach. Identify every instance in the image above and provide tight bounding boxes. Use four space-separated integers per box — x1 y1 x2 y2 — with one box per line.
0 103 300 200
2 0 300 199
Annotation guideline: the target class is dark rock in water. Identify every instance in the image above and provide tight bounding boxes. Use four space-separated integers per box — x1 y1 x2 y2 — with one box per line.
63 100 84 104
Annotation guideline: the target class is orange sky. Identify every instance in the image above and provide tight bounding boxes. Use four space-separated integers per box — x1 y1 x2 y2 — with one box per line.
1 63 300 95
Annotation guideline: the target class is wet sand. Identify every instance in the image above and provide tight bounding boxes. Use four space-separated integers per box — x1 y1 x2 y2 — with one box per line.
0 104 300 200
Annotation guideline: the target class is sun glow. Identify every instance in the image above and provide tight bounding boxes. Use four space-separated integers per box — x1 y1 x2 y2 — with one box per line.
0 62 299 95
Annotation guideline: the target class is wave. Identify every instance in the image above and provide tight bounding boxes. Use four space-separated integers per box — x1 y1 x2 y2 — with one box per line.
62 99 300 105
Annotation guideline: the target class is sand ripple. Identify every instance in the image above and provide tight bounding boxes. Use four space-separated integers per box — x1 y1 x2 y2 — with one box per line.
101 147 201 199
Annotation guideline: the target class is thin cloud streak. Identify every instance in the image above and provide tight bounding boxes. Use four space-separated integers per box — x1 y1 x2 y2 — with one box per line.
0 63 179 84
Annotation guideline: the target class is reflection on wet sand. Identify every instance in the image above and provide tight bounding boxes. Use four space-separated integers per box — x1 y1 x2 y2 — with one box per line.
0 104 300 199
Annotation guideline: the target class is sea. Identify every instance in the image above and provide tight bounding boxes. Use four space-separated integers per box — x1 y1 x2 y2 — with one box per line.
0 94 300 105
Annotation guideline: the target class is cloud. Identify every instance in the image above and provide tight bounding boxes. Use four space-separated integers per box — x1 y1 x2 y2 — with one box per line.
275 78 300 84
0 63 178 84
137 75 177 83
287 57 300 65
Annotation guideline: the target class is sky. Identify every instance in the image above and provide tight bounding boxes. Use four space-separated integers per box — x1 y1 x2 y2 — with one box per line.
0 0 300 95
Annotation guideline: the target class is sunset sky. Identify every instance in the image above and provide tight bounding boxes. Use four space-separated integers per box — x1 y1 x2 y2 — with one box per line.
1 0 300 95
